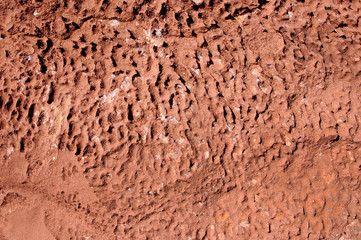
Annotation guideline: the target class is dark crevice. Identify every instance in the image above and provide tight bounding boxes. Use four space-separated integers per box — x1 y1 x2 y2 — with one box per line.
128 104 133 121
68 122 73 136
75 144 81 155
43 38 54 55
20 138 25 152
160 3 167 16
5 96 13 111
186 15 194 27
169 93 175 108
128 30 136 40
91 43 97 52
28 104 35 123
111 56 117 67
81 47 88 57
38 56 47 74
47 83 55 104
115 6 122 14
258 0 269 8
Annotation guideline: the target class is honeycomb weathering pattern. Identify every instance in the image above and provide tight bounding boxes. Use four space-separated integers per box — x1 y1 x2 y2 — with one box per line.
0 0 361 239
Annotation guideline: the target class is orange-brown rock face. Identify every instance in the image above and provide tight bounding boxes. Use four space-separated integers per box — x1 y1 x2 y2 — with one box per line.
0 0 361 239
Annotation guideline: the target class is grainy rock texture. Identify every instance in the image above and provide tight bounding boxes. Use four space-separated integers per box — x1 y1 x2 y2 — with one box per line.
0 0 361 239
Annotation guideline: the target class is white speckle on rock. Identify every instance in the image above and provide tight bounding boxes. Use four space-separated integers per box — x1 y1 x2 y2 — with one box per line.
154 28 162 37
192 0 203 5
191 68 200 75
6 146 14 155
92 136 100 142
251 68 260 76
101 88 119 105
144 29 151 37
33 10 39 16
159 114 166 121
159 134 168 143
109 19 120 28
169 117 178 123
240 221 250 228
121 81 130 91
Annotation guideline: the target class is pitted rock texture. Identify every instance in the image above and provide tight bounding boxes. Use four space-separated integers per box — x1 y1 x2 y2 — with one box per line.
0 0 361 239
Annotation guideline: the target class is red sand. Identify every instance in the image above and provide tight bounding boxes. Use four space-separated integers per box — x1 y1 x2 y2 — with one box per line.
0 0 361 239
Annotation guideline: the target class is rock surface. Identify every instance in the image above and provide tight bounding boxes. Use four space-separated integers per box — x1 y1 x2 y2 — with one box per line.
0 0 361 239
